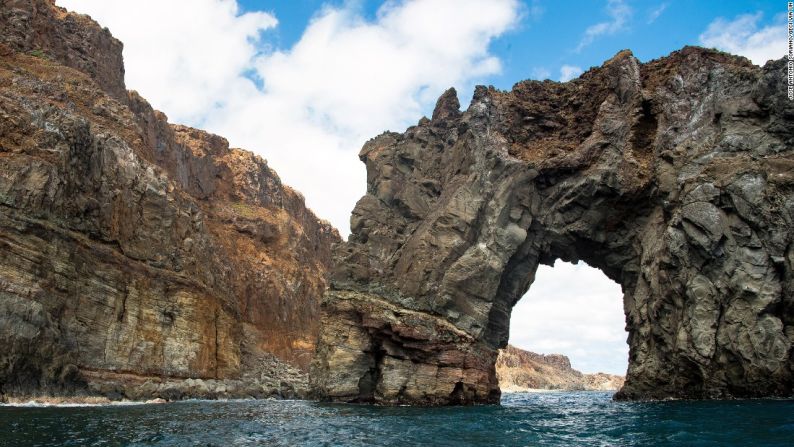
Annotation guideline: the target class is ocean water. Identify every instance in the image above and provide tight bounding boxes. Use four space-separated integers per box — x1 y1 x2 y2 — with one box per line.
1 391 792 446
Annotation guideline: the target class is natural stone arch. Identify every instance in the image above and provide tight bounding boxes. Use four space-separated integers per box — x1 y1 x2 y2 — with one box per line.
309 48 794 405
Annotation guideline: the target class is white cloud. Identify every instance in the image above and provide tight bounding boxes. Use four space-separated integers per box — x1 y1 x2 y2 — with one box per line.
699 12 786 66
57 0 520 235
61 0 277 126
576 0 631 52
559 64 583 82
509 261 628 375
647 2 668 24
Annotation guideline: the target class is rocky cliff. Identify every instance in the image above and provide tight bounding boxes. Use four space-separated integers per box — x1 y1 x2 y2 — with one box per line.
0 0 339 401
310 47 793 405
496 345 624 392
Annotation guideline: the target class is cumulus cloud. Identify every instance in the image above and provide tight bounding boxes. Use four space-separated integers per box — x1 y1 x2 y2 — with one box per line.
559 64 583 82
57 0 520 234
576 0 631 52
509 261 628 375
699 12 787 65
61 0 277 126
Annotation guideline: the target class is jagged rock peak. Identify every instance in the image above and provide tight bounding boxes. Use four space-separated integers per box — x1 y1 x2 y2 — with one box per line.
432 87 461 122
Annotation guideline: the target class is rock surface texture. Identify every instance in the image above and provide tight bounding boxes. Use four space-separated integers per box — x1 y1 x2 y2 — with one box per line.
310 48 794 404
0 0 339 401
496 345 624 392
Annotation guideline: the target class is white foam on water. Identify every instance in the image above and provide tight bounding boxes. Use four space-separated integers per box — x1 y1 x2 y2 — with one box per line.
0 400 162 408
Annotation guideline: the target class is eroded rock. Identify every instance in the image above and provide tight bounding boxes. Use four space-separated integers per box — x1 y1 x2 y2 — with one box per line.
0 0 339 400
311 48 794 404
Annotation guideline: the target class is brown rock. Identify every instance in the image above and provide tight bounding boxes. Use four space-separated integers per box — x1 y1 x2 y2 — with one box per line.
431 87 461 122
496 345 625 392
0 0 339 400
0 0 127 101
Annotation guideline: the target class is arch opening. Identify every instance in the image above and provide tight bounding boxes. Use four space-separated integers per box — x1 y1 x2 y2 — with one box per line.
497 260 628 392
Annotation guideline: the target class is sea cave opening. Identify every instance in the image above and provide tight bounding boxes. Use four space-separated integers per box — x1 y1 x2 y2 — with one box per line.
499 260 629 393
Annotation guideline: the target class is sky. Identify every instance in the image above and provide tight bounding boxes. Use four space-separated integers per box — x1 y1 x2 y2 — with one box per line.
57 0 786 375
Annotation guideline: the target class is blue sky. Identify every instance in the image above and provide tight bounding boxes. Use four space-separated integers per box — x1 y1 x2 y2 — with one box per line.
60 0 787 375
239 0 786 94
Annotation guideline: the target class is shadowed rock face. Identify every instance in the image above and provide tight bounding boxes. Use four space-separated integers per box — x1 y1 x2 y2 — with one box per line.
310 47 794 405
0 0 339 400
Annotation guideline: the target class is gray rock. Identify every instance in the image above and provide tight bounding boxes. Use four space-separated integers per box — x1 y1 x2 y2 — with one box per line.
311 48 794 404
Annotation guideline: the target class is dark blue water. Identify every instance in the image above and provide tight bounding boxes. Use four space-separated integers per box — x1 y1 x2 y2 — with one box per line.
1 392 792 446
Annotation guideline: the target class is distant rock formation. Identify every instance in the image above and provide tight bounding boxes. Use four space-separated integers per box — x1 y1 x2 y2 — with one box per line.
310 46 793 405
0 0 339 401
496 345 624 392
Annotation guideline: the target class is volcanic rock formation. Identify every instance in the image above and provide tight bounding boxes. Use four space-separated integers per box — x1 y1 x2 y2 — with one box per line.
0 0 339 401
310 48 794 404
496 345 624 392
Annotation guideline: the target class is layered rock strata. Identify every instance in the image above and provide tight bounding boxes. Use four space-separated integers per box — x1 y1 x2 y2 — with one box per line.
0 0 339 401
310 48 793 404
496 345 624 392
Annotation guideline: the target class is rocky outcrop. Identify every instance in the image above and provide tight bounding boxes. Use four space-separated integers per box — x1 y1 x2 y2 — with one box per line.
496 345 624 392
0 0 339 401
310 47 794 404
0 0 126 100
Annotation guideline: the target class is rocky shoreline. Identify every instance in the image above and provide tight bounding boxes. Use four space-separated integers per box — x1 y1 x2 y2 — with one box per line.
496 345 625 392
0 351 309 404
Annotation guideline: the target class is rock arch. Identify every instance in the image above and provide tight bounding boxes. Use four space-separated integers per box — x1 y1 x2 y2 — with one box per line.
309 48 794 405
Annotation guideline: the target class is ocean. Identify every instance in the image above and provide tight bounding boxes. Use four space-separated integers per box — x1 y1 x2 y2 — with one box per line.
1 391 792 446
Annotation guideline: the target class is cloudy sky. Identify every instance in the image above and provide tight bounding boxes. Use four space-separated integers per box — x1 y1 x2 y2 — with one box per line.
58 0 786 375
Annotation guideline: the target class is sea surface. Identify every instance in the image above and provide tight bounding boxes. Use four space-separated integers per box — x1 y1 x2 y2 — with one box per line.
1 391 793 446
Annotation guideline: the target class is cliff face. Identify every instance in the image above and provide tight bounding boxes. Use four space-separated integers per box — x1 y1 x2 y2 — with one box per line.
0 0 339 401
310 47 794 405
496 345 624 392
